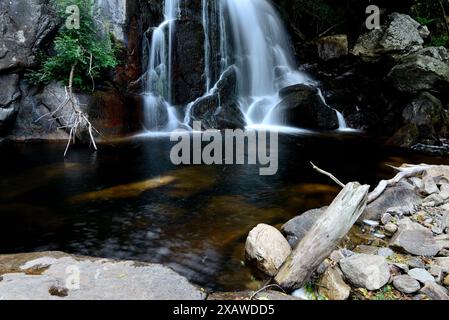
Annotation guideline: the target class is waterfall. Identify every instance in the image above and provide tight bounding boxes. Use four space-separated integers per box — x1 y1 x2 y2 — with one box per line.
142 0 350 132
142 0 182 132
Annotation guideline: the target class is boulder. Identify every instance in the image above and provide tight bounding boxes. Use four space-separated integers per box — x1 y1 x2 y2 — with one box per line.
188 66 246 130
317 266 351 300
274 84 339 130
353 13 426 62
401 92 448 141
387 124 420 148
390 219 440 257
420 282 449 300
0 251 206 300
281 207 326 248
361 181 422 221
0 0 58 72
387 54 449 93
317 35 349 61
245 224 292 277
340 254 390 291
393 275 421 294
408 268 435 284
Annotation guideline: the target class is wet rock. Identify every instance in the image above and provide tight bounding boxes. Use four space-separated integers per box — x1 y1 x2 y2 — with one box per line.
317 35 348 61
245 224 292 276
281 207 326 248
361 181 421 221
340 254 390 291
0 0 58 72
274 84 339 130
387 124 420 148
393 275 421 294
317 266 351 300
353 13 425 62
390 218 440 257
188 66 245 130
434 257 449 273
420 282 449 300
0 74 21 130
0 252 206 300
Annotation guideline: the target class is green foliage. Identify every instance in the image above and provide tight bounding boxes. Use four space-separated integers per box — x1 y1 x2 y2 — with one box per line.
28 0 119 92
412 0 449 48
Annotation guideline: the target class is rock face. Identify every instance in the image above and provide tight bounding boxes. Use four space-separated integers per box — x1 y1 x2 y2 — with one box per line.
0 74 21 131
317 35 349 61
353 13 427 62
281 207 326 248
340 254 390 291
188 65 246 130
0 0 58 72
245 224 292 277
0 252 206 300
393 275 421 294
274 84 339 130
95 0 128 42
390 218 440 257
317 266 351 300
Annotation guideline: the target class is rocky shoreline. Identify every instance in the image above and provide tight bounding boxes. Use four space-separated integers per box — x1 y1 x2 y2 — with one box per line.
244 164 449 300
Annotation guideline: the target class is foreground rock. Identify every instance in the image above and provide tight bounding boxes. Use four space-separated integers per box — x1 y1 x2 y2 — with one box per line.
420 282 449 300
390 218 440 257
281 207 326 248
340 254 390 291
0 252 206 300
245 224 291 276
393 275 421 294
317 266 351 300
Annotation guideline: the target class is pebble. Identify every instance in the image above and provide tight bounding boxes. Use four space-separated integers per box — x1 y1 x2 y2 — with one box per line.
408 257 425 269
378 247 394 258
430 265 444 283
393 275 421 294
384 223 398 235
381 213 393 225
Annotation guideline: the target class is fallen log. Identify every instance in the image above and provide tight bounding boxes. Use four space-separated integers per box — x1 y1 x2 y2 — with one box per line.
274 182 370 290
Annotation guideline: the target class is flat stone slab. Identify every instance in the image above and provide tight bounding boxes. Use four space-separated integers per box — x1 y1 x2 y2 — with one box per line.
0 252 206 300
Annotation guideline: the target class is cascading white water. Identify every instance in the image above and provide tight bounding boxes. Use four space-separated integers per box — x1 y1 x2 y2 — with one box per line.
142 0 350 132
143 0 182 132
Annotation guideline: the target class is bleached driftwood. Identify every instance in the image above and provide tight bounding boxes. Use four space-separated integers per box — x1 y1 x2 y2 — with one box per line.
274 182 370 290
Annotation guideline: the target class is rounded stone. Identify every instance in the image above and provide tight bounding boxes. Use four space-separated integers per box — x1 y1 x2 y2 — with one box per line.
393 275 421 294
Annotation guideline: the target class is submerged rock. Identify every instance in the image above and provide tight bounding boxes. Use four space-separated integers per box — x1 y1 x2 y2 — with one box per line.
0 74 21 130
245 224 292 277
317 266 351 300
340 254 390 291
393 275 421 294
390 218 440 257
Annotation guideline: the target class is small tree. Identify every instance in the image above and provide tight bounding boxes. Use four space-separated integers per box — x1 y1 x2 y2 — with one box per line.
29 0 119 156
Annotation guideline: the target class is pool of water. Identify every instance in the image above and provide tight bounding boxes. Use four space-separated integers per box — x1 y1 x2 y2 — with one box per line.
0 132 448 291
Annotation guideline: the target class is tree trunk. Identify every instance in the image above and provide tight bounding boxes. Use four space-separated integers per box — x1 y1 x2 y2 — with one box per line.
274 182 370 290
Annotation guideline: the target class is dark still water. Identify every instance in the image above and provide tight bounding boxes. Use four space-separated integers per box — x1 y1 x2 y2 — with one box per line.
0 132 448 291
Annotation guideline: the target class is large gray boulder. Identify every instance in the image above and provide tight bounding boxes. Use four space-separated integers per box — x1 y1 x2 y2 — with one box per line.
0 0 58 72
0 252 206 300
360 180 422 221
353 13 427 62
387 53 449 93
390 218 440 257
245 224 292 277
340 254 390 291
281 207 327 248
